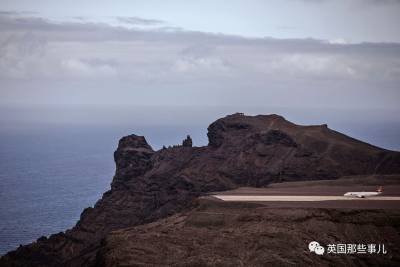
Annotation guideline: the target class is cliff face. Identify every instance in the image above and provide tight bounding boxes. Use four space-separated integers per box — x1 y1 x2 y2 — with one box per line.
2 113 400 267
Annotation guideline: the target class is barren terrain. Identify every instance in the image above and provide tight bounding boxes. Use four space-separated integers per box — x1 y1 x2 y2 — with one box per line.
98 182 400 267
2 114 399 266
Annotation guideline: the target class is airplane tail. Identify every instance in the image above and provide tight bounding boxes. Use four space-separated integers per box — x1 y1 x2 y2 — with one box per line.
376 186 383 193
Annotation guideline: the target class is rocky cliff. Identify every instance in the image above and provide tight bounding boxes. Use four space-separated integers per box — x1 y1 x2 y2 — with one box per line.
1 113 400 266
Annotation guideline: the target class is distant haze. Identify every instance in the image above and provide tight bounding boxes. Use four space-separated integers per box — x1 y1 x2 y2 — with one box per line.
0 106 399 151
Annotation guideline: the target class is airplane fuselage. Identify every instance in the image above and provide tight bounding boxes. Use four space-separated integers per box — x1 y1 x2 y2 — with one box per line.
343 192 381 198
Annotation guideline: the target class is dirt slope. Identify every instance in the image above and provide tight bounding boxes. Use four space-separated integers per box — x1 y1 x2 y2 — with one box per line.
96 199 400 267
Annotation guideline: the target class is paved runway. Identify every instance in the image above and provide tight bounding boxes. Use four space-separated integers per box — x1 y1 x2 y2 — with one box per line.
213 195 400 202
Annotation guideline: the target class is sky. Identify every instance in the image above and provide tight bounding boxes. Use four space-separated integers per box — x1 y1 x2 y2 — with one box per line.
1 0 400 42
0 0 399 149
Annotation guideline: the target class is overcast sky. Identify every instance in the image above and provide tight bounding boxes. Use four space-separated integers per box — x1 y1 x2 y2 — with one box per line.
2 0 400 42
0 1 399 149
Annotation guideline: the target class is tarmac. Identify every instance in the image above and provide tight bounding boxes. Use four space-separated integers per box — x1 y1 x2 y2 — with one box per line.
213 195 400 202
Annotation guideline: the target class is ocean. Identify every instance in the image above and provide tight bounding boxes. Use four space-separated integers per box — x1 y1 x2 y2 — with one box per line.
0 128 115 255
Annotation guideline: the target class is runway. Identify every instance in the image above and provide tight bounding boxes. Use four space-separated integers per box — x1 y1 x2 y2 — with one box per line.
213 195 400 202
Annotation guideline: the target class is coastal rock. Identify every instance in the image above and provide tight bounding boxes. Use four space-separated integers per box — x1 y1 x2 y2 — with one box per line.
1 113 400 266
112 134 154 188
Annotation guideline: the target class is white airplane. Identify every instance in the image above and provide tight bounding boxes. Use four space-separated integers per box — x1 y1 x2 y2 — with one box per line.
344 186 383 198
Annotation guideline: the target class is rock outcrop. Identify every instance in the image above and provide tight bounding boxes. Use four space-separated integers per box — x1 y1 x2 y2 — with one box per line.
1 113 400 266
182 135 193 147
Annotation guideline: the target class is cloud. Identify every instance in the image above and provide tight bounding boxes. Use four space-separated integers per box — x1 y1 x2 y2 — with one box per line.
116 16 165 26
0 11 399 111
60 58 117 78
0 12 398 79
327 38 349 45
365 0 400 5
0 10 36 15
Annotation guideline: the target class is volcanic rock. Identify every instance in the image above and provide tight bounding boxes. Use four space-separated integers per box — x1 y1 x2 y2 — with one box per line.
1 113 399 267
